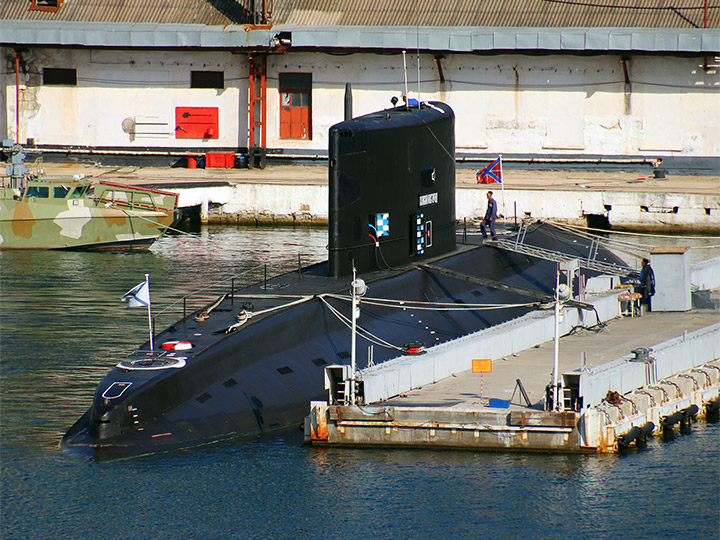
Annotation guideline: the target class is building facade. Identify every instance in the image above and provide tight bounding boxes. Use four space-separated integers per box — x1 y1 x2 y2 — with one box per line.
1 2 719 171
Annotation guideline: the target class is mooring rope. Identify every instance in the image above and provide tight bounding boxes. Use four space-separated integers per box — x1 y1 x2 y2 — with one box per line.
118 206 197 237
323 293 537 311
545 219 720 250
318 296 406 351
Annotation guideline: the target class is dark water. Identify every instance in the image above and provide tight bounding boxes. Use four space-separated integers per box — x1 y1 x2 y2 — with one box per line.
1 226 718 540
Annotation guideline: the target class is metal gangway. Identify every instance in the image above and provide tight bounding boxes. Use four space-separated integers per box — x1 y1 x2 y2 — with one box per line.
484 221 637 277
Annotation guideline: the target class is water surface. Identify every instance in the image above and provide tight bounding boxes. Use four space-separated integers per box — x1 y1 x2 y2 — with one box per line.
1 226 718 539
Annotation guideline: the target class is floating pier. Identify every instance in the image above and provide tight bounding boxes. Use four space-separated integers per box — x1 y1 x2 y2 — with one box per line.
306 299 720 453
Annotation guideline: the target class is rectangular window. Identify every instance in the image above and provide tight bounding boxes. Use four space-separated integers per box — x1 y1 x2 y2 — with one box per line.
191 71 224 89
29 0 62 12
43 68 76 86
25 186 49 198
53 186 71 198
279 72 312 140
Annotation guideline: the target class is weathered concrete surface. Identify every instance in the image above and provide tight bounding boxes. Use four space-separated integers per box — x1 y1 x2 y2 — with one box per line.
308 357 719 452
378 310 719 411
34 162 720 231
306 309 719 452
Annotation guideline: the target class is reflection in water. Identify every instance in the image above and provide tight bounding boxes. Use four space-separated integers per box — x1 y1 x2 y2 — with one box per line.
0 226 327 453
1 225 718 540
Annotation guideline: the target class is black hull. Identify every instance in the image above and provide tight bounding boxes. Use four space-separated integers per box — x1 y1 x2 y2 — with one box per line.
61 223 628 458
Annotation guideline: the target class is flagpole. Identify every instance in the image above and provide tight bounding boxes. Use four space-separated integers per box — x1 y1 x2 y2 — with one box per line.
145 273 154 351
499 154 505 224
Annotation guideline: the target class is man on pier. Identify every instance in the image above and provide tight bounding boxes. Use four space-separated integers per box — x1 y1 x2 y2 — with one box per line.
481 191 498 241
637 258 656 311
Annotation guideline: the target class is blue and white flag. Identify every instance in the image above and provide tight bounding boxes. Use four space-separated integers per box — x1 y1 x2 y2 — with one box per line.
121 279 151 308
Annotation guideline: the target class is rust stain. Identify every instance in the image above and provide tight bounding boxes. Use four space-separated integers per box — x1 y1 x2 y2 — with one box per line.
312 414 328 441
100 208 127 227
11 202 36 238
152 215 173 229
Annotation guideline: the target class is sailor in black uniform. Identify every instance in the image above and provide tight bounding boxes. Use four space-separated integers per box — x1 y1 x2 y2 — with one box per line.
637 258 656 311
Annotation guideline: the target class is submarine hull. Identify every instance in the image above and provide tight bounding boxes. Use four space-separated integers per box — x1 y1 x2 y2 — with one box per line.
61 225 629 457
61 103 631 457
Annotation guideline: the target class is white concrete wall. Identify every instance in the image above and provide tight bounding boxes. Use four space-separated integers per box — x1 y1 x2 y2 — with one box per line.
457 187 720 229
250 52 720 156
170 182 720 230
3 46 719 158
3 47 248 149
580 323 720 408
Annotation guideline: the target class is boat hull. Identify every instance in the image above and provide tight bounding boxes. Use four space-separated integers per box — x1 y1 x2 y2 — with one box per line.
0 179 178 250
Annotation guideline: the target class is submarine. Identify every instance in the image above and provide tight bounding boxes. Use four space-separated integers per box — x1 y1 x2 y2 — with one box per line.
62 102 629 457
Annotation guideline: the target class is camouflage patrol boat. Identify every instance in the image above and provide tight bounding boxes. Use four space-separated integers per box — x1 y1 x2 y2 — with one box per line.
1 144 178 250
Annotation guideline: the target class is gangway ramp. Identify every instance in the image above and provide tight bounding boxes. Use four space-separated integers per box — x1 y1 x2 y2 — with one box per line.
484 223 637 277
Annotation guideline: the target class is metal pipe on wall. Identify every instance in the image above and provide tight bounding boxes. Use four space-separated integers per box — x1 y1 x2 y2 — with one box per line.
15 51 20 144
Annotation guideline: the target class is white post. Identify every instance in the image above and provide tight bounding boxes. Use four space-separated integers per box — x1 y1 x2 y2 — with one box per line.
416 30 421 104
402 50 409 110
499 154 505 224
145 273 154 352
553 265 560 411
350 267 357 405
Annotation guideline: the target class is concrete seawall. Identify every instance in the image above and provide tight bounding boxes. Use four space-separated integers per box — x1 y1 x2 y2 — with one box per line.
174 183 720 232
36 163 720 232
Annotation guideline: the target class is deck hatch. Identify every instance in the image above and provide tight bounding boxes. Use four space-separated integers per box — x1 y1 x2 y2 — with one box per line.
101 382 132 400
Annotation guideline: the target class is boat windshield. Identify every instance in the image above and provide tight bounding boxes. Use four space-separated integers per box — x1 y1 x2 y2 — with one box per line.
25 186 49 198
70 186 86 198
54 185 71 198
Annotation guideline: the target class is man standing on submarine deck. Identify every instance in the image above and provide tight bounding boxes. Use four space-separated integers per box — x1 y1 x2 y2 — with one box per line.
481 191 498 241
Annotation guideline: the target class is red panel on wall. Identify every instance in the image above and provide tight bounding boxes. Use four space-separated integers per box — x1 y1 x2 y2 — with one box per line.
175 107 219 139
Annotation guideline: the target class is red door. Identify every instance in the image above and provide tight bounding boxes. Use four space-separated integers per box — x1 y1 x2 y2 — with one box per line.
279 73 311 140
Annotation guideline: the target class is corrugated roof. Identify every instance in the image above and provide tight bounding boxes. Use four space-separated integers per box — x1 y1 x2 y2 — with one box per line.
1 0 718 28
0 0 247 25
2 20 717 53
270 0 720 28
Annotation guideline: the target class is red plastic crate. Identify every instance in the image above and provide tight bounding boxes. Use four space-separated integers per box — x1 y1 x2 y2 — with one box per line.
205 152 235 168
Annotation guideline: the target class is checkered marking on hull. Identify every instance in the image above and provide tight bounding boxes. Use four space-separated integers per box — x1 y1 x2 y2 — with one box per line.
375 213 390 237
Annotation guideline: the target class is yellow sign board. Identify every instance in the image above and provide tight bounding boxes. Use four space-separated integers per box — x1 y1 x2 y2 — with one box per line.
472 359 492 373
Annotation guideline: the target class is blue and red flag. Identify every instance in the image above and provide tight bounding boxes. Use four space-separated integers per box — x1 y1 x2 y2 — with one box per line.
476 157 503 184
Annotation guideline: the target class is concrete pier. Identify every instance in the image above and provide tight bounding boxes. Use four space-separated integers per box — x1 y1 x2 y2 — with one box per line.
306 308 720 453
37 162 720 232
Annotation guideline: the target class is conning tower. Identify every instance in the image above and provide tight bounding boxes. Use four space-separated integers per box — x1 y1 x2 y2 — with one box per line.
328 102 456 277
